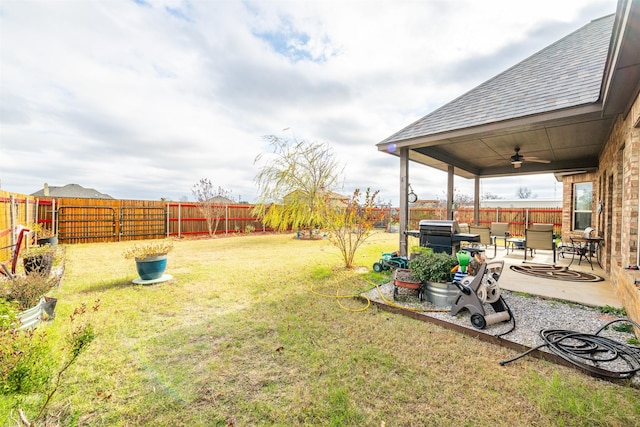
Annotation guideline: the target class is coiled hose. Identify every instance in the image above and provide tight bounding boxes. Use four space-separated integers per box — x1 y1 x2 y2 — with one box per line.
500 319 640 379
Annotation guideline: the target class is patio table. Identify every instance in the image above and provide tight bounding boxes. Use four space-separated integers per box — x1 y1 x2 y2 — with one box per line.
569 236 604 269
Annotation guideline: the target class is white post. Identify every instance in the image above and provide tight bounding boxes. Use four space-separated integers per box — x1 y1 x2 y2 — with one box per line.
10 195 16 248
177 202 182 238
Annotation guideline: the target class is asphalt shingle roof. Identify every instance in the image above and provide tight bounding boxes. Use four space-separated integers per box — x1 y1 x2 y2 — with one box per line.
381 14 615 144
31 183 113 199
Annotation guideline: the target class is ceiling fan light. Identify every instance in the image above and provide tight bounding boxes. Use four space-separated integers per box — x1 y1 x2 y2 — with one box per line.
512 160 522 168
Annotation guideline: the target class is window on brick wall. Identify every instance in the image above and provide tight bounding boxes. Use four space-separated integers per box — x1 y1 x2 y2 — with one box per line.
573 182 592 231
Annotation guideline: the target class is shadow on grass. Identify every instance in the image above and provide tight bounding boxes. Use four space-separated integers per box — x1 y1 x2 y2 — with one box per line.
79 277 136 293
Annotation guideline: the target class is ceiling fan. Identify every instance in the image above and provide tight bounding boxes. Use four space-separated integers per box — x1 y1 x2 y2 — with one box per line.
510 147 551 168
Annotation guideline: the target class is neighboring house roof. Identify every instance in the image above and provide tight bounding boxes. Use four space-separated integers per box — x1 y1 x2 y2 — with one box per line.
31 183 114 199
207 195 235 204
381 14 615 145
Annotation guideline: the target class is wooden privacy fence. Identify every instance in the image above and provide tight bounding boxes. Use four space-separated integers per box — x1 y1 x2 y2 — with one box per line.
0 192 275 260
1 189 562 260
406 207 562 236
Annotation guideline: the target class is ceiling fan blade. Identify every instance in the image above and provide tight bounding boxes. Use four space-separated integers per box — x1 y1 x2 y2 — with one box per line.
526 158 551 164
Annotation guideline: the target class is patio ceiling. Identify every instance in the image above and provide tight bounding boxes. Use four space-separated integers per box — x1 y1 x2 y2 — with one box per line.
391 104 615 180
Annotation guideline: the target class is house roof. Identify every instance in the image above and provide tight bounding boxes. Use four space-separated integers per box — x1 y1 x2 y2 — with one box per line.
31 183 114 199
207 195 236 204
381 15 614 144
376 0 640 180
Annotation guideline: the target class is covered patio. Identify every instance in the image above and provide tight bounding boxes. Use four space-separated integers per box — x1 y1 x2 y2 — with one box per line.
375 0 640 323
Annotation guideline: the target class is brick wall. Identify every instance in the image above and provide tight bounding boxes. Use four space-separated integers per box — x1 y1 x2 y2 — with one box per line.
563 92 640 325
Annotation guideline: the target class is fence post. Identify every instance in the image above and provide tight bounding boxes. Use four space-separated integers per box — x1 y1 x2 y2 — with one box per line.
165 202 169 238
9 195 16 248
25 197 30 228
177 202 182 239
52 198 57 236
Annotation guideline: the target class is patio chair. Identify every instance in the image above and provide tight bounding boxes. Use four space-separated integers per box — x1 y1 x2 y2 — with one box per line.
531 223 554 232
468 225 496 258
490 222 510 249
524 227 556 264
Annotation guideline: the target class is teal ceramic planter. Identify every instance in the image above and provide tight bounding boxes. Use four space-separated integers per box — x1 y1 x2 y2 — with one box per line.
135 255 167 280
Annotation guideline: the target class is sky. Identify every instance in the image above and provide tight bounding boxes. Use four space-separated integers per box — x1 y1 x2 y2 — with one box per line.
0 0 618 205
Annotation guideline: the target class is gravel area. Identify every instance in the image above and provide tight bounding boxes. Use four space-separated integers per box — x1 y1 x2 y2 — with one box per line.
363 282 640 385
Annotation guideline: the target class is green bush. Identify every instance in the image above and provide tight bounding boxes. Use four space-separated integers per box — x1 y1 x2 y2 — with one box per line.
0 299 98 424
0 300 56 395
408 251 457 282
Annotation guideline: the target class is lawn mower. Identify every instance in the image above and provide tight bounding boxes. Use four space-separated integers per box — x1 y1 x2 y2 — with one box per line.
372 251 409 272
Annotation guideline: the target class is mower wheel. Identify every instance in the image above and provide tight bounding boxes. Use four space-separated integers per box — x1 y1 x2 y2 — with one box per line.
373 262 383 272
470 313 487 329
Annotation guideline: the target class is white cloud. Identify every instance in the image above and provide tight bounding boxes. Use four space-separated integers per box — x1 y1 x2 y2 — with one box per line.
0 0 617 204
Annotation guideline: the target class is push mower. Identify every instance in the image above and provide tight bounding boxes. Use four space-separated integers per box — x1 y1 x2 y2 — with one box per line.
372 251 409 272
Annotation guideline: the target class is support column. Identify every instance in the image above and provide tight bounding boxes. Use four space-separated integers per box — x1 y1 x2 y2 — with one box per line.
446 165 454 220
399 148 409 257
474 176 480 225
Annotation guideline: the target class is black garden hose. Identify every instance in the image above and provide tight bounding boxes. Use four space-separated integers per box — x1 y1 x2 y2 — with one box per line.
500 319 640 380
494 295 516 338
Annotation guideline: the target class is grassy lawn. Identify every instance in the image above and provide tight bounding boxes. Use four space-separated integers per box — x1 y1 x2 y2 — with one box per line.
4 231 639 426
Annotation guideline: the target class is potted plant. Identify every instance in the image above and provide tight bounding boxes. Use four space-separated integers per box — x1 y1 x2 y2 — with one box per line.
408 252 458 306
27 222 58 246
123 240 174 282
21 244 57 277
409 245 432 260
393 268 424 301
1 273 60 328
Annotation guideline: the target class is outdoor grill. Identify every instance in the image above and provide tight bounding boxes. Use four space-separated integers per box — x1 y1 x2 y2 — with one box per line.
417 220 480 255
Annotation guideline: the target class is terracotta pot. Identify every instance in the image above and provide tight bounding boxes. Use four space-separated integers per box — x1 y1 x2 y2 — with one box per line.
393 269 424 301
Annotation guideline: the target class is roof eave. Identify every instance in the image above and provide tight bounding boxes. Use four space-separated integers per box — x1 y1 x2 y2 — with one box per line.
377 102 604 153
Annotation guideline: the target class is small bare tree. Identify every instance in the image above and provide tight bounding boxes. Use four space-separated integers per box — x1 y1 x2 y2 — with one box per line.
325 188 381 269
192 178 231 238
516 186 536 199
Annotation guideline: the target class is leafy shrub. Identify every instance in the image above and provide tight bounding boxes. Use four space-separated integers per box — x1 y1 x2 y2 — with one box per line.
408 252 457 283
410 245 433 256
0 300 56 395
0 299 99 424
